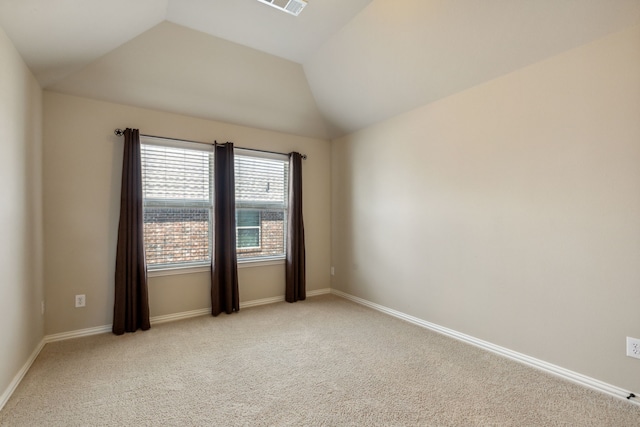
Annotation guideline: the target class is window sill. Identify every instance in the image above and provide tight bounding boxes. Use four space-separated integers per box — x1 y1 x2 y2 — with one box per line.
238 257 285 268
147 257 285 277
148 264 210 278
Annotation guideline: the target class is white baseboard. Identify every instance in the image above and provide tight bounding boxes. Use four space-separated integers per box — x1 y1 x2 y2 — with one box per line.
307 288 331 297
330 289 639 406
241 296 285 308
0 339 45 412
44 325 112 343
42 288 333 343
150 308 211 325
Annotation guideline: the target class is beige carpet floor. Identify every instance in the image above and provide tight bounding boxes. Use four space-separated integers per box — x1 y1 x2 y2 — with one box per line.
1 294 639 426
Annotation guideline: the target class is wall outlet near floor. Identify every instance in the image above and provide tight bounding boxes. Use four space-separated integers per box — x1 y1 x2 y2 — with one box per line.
627 337 640 359
331 266 335 276
75 294 86 308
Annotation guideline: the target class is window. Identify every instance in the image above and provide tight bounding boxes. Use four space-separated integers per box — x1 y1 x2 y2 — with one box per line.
234 149 289 261
236 210 261 249
141 139 213 268
140 138 288 269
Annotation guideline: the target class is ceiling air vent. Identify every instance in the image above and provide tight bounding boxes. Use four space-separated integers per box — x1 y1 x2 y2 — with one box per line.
256 0 308 17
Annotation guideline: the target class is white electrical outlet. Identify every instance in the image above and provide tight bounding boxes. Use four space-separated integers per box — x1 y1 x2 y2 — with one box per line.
75 294 86 308
331 266 335 276
626 337 640 359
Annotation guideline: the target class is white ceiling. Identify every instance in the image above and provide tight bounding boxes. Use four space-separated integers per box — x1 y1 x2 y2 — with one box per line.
48 21 329 139
165 0 373 64
0 0 168 87
305 0 640 136
1 0 639 139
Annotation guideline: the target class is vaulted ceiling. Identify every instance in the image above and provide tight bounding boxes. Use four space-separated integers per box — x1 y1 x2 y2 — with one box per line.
1 0 639 139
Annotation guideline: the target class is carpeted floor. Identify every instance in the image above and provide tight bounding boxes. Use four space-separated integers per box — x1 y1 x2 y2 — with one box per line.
1 294 639 426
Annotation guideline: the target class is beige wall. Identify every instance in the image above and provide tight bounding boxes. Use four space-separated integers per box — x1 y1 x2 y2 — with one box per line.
43 92 331 335
0 27 44 399
331 24 640 392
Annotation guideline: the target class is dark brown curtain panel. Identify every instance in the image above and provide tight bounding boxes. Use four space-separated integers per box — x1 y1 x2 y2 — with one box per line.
113 128 150 335
286 152 306 303
211 142 240 316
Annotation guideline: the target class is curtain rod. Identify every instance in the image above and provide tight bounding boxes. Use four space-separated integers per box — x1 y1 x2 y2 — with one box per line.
113 129 307 160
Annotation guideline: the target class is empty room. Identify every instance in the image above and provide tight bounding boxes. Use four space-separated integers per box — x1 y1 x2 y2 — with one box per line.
1 0 640 424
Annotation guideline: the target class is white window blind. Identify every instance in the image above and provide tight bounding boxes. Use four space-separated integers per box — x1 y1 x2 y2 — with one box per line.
141 139 213 267
234 150 289 261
